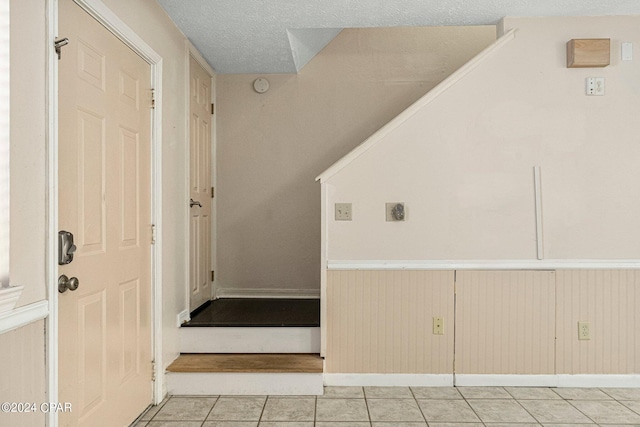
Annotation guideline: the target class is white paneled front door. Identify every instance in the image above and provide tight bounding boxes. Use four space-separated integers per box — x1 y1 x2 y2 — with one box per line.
58 0 153 425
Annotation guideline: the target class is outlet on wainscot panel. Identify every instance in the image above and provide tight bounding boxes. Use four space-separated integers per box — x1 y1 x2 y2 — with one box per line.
335 203 352 221
433 317 444 335
578 321 590 340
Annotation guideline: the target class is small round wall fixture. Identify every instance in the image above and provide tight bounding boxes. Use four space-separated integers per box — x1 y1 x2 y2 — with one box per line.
253 77 270 94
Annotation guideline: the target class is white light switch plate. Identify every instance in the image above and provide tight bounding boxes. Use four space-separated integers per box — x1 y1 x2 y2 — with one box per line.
622 42 633 61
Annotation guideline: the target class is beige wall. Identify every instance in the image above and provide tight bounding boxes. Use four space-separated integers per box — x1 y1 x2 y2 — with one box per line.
0 321 46 427
326 269 640 376
4 1 48 418
10 0 46 307
323 16 640 261
216 26 496 294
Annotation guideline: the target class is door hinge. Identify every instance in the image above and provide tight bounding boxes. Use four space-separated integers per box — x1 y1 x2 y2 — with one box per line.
151 89 155 109
211 187 215 198
211 271 215 282
54 38 69 60
151 360 156 382
151 224 156 244
211 103 215 115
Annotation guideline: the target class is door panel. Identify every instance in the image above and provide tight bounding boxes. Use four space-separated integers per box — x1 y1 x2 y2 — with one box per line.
77 108 106 253
76 291 106 420
58 0 153 425
189 55 213 311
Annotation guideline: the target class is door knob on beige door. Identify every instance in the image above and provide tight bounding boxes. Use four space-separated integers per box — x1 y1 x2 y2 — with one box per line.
190 198 202 208
58 274 79 293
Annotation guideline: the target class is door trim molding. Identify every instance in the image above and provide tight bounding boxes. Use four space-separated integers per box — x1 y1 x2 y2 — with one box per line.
47 1 164 426
45 1 59 426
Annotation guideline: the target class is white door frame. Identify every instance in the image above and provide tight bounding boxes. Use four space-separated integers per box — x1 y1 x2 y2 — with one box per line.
184 41 216 317
46 0 164 425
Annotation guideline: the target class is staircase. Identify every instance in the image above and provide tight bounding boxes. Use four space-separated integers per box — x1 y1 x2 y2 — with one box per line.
166 298 323 395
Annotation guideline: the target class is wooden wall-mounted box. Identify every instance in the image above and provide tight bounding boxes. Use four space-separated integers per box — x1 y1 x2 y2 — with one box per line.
567 38 610 68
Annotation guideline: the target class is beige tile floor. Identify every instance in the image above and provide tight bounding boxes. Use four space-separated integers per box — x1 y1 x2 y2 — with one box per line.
132 386 640 426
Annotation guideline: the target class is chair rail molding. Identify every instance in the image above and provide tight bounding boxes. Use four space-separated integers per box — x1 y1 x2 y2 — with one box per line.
327 259 640 270
0 300 49 335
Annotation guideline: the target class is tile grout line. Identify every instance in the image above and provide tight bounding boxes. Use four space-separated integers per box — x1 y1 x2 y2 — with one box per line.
459 388 490 425
548 385 601 424
621 399 640 417
582 387 628 425
511 394 544 425
200 395 218 427
313 394 317 426
561 396 600 425
144 394 171 423
599 387 616 399
363 387 373 426
409 386 429 425
257 395 268 425
598 385 640 418
502 385 546 425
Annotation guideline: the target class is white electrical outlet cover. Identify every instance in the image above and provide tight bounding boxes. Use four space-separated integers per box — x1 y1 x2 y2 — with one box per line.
586 77 605 96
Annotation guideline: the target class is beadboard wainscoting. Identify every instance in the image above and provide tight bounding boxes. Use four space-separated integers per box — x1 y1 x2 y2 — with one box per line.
556 269 640 374
324 268 640 386
0 320 46 427
455 270 556 375
326 270 454 374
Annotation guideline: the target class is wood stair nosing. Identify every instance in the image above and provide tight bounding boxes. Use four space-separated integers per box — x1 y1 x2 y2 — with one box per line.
167 353 324 374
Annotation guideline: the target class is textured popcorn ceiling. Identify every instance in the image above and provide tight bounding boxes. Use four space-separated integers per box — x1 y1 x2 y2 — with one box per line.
156 0 640 73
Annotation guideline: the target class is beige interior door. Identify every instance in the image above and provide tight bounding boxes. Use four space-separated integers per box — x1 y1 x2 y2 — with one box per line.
189 55 213 311
58 0 153 425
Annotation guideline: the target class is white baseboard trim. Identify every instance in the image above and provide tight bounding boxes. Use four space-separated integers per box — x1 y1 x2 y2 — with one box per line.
176 309 190 327
557 374 640 388
167 372 324 395
454 374 640 387
0 300 49 335
216 287 320 299
455 374 558 387
180 326 320 353
323 374 453 387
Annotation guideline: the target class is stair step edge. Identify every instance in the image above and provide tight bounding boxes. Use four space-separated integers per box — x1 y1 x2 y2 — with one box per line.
167 353 323 374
